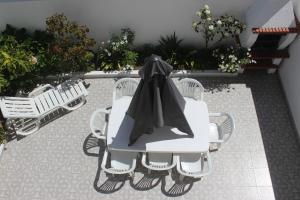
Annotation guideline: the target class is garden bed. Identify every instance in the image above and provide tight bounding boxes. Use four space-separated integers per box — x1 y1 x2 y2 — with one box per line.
46 69 238 80
0 5 252 96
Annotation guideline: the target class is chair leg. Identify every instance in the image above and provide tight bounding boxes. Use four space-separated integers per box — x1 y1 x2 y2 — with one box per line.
130 172 135 179
179 174 184 182
147 169 151 174
168 169 172 175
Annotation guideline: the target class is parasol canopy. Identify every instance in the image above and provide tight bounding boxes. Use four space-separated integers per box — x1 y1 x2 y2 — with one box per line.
126 55 193 145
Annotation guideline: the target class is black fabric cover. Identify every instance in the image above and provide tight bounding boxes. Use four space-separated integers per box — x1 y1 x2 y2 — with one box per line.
126 55 193 145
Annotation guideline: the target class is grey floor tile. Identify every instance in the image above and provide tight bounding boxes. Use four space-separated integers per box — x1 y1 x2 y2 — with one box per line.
0 73 299 200
257 186 276 200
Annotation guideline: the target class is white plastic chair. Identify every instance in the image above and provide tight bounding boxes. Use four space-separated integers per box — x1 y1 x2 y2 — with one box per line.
112 78 139 101
90 108 110 140
176 152 212 181
141 153 176 174
209 112 235 149
0 79 88 135
101 149 137 177
178 78 204 101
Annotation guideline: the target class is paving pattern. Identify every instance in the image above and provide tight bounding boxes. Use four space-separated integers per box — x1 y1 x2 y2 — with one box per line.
0 73 299 200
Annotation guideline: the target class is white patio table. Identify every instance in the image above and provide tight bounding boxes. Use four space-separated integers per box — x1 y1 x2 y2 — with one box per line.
106 96 209 153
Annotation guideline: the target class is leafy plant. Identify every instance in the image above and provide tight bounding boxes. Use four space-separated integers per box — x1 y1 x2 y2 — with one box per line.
216 15 246 42
135 44 158 66
97 28 138 71
0 35 36 94
0 126 6 144
2 24 29 42
1 24 56 91
192 5 215 48
158 32 183 67
212 47 255 73
193 4 246 48
46 13 96 76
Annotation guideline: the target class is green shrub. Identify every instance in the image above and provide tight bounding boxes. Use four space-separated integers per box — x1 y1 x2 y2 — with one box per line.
0 25 56 94
0 35 36 94
213 47 254 73
0 126 6 144
158 32 183 68
135 44 158 66
97 28 138 71
46 14 96 76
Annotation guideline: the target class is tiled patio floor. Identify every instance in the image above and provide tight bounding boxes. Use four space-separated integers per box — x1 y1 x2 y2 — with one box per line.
0 73 299 200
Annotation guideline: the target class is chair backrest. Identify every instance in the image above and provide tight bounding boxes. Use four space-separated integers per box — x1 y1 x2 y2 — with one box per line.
177 152 212 177
219 113 235 142
178 78 204 101
110 151 137 169
112 78 139 101
0 97 40 118
209 112 235 142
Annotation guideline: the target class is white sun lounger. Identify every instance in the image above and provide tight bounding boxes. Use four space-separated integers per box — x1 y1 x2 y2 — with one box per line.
0 79 88 135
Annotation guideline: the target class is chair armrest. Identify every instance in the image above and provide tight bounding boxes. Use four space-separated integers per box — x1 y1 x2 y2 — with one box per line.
200 152 212 177
209 112 223 117
90 108 110 139
28 84 55 97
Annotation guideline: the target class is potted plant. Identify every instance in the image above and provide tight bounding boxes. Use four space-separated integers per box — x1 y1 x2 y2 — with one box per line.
212 46 255 73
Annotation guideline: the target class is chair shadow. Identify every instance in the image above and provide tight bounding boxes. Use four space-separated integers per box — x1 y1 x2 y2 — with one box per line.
95 174 129 194
92 146 129 194
130 172 163 191
160 170 199 197
82 133 105 157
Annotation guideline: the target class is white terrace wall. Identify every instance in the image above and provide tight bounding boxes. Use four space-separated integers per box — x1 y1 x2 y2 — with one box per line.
0 0 257 46
279 0 300 138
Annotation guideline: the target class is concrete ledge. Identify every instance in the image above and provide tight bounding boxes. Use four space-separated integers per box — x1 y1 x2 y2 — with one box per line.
48 70 238 79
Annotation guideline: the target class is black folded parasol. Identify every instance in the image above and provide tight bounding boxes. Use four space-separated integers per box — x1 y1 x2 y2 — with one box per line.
126 55 193 145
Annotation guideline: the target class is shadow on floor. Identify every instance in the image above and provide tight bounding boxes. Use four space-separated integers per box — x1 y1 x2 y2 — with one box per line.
83 133 105 157
195 72 300 200
129 168 163 191
161 176 195 197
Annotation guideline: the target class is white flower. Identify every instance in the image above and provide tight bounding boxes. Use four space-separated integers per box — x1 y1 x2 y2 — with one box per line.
217 20 222 25
205 10 211 15
196 11 201 16
207 17 211 21
224 32 229 37
208 25 214 30
192 22 197 28
204 4 210 9
101 41 105 45
31 56 38 65
236 29 241 34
